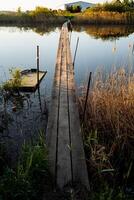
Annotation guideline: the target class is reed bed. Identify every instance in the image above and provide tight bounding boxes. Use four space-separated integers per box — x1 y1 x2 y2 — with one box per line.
72 12 134 25
78 68 134 194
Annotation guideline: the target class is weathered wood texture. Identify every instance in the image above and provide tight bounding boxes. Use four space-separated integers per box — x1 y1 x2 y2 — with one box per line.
47 22 89 190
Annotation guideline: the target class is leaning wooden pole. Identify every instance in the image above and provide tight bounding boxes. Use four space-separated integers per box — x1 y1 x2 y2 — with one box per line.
37 45 39 84
82 72 92 124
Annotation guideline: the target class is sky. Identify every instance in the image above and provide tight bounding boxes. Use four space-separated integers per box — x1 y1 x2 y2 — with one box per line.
0 0 108 11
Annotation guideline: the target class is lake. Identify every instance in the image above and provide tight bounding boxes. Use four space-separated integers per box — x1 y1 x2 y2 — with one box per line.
0 25 134 162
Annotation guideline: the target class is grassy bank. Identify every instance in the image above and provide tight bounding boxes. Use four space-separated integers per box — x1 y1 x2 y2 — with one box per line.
78 68 134 199
0 8 67 25
0 13 65 26
0 6 134 26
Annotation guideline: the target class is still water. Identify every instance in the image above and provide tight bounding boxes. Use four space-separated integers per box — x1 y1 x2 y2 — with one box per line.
0 25 134 94
0 25 134 161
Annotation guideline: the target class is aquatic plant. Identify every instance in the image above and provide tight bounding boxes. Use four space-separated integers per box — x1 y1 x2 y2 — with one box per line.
2 68 22 91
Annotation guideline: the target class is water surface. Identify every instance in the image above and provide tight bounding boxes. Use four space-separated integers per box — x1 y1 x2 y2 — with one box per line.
0 25 134 161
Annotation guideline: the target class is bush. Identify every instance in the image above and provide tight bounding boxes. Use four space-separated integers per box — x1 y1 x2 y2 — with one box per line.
30 6 54 17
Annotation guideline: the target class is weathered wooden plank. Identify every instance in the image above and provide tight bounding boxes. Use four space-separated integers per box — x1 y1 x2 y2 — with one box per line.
57 28 72 188
21 72 45 87
46 30 64 177
66 28 90 190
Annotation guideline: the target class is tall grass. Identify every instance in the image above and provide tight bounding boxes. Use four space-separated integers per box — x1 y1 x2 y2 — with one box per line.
0 7 68 25
0 6 134 25
0 133 52 200
72 11 134 25
78 68 134 196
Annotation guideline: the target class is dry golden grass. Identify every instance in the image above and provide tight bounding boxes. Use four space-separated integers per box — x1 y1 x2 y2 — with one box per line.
73 11 134 25
78 68 134 186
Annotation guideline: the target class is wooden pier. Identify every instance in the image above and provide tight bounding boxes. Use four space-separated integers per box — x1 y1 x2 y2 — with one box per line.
20 69 47 92
47 22 89 190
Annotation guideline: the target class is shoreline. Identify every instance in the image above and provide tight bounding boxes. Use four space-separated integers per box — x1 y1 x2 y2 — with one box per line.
0 11 134 25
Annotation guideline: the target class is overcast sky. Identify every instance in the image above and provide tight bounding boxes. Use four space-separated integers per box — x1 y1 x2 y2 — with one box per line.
0 0 109 11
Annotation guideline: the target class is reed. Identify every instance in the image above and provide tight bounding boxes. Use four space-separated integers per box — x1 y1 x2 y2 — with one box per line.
78 68 134 194
72 11 134 25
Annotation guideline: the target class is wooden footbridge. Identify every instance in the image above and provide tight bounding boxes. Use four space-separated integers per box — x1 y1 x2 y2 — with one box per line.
47 22 89 190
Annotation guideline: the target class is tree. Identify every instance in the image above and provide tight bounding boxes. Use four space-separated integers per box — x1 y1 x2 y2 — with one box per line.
17 7 22 14
66 4 82 13
123 0 134 6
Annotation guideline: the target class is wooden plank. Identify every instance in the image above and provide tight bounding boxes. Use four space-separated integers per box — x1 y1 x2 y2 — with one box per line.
66 28 90 190
46 30 64 177
56 28 72 188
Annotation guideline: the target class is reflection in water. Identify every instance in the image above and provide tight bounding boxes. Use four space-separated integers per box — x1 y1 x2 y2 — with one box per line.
0 90 48 164
74 25 134 40
0 24 134 39
31 25 61 36
0 24 134 164
132 44 134 55
70 25 134 88
0 24 60 36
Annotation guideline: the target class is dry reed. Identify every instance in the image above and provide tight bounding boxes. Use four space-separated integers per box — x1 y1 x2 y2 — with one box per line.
78 68 134 188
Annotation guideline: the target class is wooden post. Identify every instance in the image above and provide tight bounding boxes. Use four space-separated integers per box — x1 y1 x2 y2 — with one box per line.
37 45 39 84
73 37 79 67
82 72 92 124
69 31 72 45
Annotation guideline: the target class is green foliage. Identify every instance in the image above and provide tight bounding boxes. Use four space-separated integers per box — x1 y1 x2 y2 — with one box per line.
0 133 51 200
88 1 134 13
0 168 32 200
30 6 53 17
66 4 82 13
17 7 22 14
89 183 127 200
2 68 22 91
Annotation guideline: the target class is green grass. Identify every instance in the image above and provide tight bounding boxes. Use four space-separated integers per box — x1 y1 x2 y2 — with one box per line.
0 132 52 200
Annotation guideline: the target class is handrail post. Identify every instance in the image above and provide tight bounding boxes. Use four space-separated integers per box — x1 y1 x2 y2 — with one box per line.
37 45 39 84
82 72 92 124
73 37 79 67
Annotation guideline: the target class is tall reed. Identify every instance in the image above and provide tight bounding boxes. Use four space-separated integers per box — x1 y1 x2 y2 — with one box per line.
78 68 134 192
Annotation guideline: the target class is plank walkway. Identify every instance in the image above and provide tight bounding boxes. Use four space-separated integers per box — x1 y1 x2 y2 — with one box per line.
47 22 89 190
